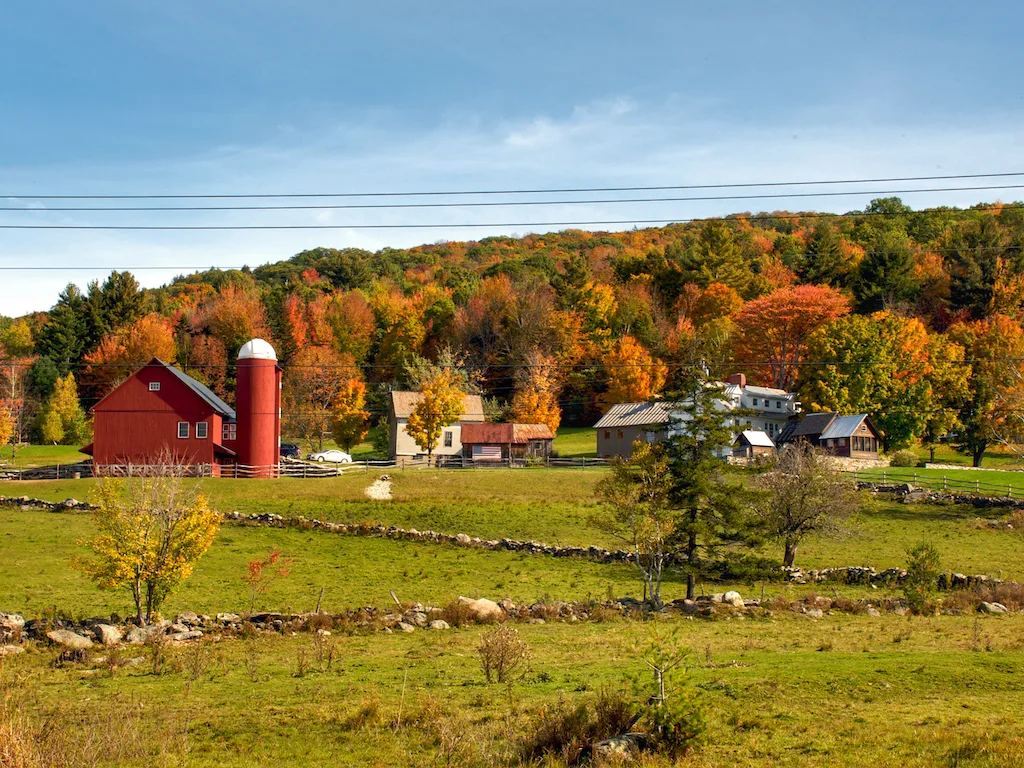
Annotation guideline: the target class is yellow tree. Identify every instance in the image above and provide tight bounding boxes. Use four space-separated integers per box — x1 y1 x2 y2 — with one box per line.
601 336 667 409
511 349 561 434
76 461 222 624
405 369 465 464
331 378 371 451
39 372 90 445
0 404 14 452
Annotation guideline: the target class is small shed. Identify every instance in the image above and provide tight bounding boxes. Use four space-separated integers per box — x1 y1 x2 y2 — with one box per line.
776 412 882 459
733 430 775 459
460 423 555 463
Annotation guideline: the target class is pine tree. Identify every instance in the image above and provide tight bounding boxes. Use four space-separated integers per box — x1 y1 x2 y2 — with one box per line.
800 223 847 286
36 284 88 376
665 371 757 600
854 230 919 311
675 221 750 294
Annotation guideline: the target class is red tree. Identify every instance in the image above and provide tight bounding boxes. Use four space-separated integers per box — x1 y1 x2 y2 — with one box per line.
733 284 850 390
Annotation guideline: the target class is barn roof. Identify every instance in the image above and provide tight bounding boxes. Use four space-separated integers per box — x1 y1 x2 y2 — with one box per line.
461 423 555 444
594 401 675 429
389 390 485 421
160 360 236 420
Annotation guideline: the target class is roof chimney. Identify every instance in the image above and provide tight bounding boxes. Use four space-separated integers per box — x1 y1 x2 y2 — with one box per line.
727 373 746 388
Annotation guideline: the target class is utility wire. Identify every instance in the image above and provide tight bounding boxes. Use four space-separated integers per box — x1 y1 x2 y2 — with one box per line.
6 170 1024 200
3 184 1023 212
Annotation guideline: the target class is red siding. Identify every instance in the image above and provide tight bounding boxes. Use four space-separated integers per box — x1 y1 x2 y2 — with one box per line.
234 357 281 477
91 364 220 467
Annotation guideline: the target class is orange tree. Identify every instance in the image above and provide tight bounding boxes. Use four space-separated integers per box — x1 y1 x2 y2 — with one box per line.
405 369 465 464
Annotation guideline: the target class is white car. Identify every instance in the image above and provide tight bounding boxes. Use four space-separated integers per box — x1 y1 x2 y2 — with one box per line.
307 449 353 463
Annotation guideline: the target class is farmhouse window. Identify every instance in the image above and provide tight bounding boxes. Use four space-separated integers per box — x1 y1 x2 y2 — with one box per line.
177 422 189 439
752 398 758 406
604 430 610 440
149 381 161 391
222 423 237 441
645 431 656 442
617 430 624 439
444 430 453 447
776 401 781 408
196 422 208 439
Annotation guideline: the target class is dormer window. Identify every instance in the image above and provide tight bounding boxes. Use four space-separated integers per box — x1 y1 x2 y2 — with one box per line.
149 382 161 392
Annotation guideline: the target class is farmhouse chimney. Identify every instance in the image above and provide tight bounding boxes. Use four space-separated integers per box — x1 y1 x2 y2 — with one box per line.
235 338 281 478
727 373 746 388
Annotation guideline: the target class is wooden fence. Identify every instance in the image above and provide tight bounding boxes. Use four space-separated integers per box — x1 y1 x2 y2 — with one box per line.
848 468 1022 498
0 456 611 480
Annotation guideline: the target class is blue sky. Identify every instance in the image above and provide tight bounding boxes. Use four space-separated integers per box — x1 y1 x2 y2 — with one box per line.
3 1 1024 314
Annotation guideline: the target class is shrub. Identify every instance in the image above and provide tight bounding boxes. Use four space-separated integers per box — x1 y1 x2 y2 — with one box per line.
439 599 479 628
889 449 919 468
644 689 707 758
520 689 635 762
904 541 941 614
478 625 530 684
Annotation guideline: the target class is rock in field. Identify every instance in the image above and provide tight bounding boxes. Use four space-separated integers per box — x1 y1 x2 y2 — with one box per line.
427 620 450 630
397 622 416 633
94 624 123 646
979 601 1009 614
723 590 744 608
0 645 25 656
457 597 504 622
46 629 94 651
0 613 25 639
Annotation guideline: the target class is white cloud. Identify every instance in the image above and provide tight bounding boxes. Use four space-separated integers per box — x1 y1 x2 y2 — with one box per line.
2 97 1023 315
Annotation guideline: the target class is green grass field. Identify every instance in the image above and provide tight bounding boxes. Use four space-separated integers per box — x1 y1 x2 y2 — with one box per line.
4 465 1024 766
0 443 90 468
3 613 1023 767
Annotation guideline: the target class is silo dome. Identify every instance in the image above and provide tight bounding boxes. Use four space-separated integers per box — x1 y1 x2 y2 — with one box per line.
237 338 278 361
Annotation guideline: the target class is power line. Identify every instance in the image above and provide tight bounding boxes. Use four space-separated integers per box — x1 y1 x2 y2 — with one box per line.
6 170 1024 200
3 183 1023 212
2 203 1022 231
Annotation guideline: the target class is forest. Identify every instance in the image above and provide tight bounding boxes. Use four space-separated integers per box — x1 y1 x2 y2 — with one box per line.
3 196 1024 464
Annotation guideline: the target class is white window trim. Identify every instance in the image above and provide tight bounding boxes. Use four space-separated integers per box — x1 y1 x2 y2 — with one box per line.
149 381 161 391
196 422 208 439
177 422 189 439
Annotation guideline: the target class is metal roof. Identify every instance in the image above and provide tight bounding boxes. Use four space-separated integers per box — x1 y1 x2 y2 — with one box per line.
461 423 555 444
594 401 676 429
819 414 873 440
777 412 837 442
158 360 237 420
743 385 794 398
389 390 485 421
737 429 775 448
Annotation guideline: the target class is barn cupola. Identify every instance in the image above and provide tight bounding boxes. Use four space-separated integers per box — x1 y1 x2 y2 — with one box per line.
234 339 282 477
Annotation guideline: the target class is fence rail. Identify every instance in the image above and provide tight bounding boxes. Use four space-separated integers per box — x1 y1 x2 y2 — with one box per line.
848 468 1022 498
0 456 611 480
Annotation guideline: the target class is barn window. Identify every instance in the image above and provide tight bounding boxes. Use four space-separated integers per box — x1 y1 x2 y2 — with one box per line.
148 381 161 392
222 423 237 441
444 430 453 447
177 422 189 439
196 422 208 439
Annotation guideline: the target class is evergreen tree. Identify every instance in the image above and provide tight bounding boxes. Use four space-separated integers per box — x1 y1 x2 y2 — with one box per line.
665 371 758 600
799 223 847 286
945 216 1018 318
674 221 750 294
854 230 919 312
36 284 88 376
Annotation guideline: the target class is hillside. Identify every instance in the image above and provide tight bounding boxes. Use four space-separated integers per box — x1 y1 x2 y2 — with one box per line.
3 197 1024 461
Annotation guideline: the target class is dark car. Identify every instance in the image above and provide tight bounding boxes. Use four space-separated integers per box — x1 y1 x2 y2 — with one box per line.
279 442 300 459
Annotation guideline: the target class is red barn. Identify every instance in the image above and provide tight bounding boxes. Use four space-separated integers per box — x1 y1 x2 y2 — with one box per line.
82 338 282 478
